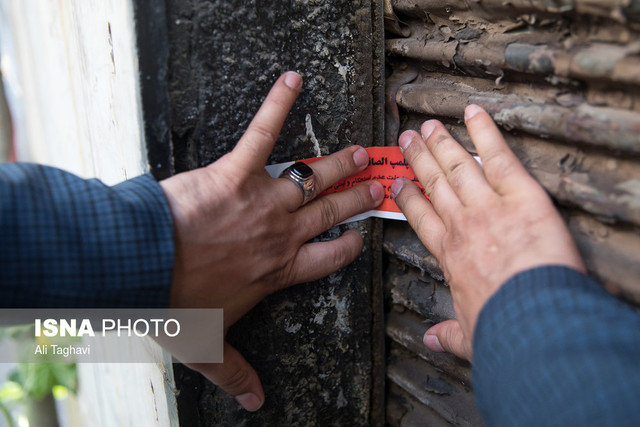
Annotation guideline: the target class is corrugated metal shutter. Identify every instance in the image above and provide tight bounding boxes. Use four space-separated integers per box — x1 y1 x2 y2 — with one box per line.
383 0 640 424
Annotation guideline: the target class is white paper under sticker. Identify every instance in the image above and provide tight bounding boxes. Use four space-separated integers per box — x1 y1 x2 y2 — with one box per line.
267 147 480 224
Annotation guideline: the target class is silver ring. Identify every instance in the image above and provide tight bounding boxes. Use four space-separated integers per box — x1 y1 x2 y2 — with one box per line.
280 162 315 206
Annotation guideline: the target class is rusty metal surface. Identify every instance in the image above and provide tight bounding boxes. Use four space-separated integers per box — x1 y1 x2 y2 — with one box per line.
387 344 482 426
396 83 640 154
389 270 456 323
385 64 418 146
383 224 482 425
444 122 640 227
384 0 640 424
387 383 451 427
567 213 640 302
392 0 640 23
384 222 443 280
384 0 410 37
385 207 640 304
386 1 640 86
386 308 472 385
388 34 640 86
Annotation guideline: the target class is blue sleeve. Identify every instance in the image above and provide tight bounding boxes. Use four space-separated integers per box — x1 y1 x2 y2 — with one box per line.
0 163 175 308
473 266 640 426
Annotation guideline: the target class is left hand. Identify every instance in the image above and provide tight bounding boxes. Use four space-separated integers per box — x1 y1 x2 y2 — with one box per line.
159 72 384 410
391 105 585 361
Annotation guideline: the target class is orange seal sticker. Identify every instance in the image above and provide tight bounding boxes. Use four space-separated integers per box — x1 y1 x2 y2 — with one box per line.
266 146 427 223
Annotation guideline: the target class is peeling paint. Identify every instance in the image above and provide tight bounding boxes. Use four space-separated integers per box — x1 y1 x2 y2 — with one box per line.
312 288 352 334
337 388 348 408
284 321 302 334
334 60 350 82
305 113 322 157
615 179 640 211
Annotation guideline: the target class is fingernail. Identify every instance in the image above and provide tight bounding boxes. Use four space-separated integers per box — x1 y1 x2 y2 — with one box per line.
370 181 384 202
424 333 445 353
353 146 369 168
235 393 263 411
421 120 437 140
284 71 302 89
465 104 483 121
390 178 404 199
398 131 413 152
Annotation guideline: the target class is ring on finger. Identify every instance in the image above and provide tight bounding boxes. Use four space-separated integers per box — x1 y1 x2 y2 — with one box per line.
280 162 316 206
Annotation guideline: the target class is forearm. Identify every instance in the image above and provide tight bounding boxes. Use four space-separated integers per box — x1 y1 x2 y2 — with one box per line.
473 266 640 425
0 163 174 307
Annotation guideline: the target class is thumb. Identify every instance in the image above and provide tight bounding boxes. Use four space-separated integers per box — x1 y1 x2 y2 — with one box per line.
187 342 265 411
423 319 473 361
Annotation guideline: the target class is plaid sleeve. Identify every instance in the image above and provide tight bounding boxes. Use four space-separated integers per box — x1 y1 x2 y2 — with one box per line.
0 163 174 308
473 266 640 426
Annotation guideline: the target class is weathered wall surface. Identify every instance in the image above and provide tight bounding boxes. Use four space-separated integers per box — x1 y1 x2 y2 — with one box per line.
383 0 640 424
162 0 384 425
166 0 377 171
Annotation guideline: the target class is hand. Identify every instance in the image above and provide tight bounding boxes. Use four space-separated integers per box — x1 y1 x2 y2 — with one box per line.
159 72 384 410
391 104 585 361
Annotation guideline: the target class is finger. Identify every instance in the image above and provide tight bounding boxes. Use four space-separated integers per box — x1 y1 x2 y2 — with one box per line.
391 178 446 260
295 181 384 240
188 342 265 411
424 319 472 361
285 229 363 285
464 104 537 195
278 145 370 212
398 130 462 218
231 72 303 171
420 120 493 205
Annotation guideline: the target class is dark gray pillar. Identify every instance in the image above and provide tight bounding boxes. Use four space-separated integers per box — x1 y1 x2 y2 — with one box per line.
138 0 384 424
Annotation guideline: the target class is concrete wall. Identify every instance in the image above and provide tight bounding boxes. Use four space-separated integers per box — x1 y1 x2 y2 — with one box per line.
158 0 386 425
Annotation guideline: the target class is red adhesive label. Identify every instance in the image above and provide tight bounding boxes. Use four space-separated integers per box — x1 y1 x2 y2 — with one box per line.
304 146 425 213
